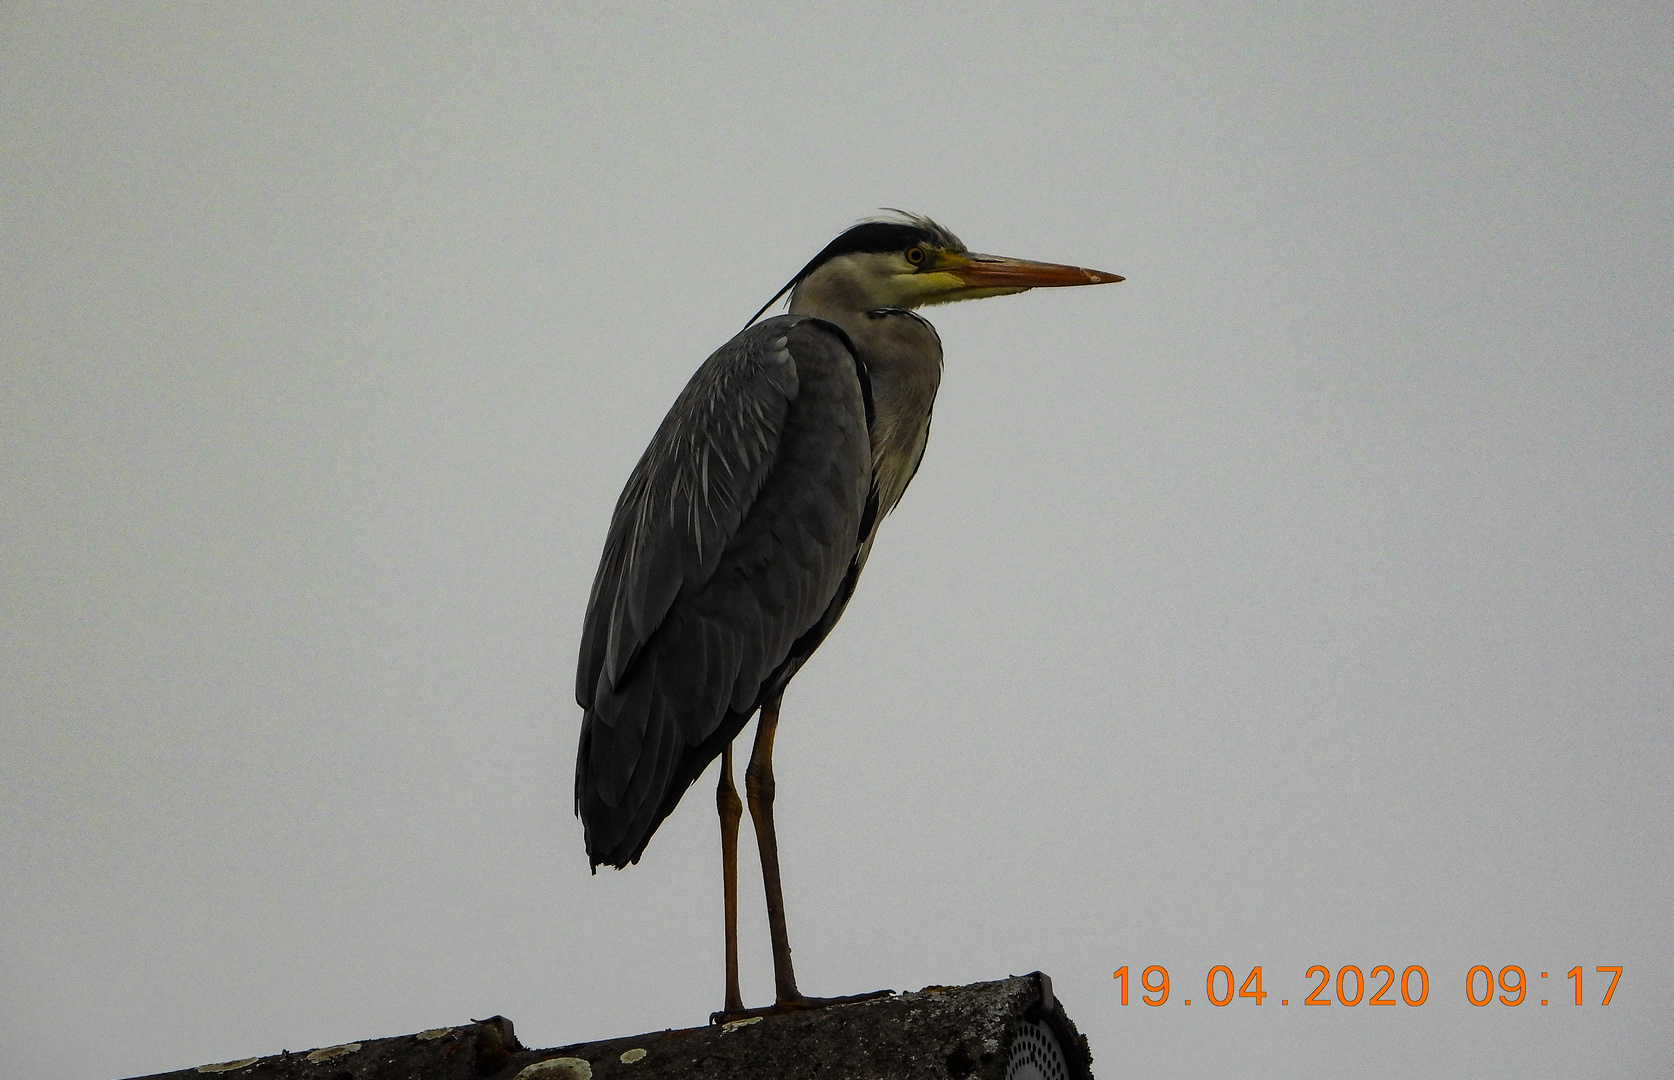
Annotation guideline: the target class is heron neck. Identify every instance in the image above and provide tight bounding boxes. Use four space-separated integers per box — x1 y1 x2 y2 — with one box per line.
832 307 945 529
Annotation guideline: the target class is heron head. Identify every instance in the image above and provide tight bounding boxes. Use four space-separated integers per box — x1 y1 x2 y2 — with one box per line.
755 211 1122 326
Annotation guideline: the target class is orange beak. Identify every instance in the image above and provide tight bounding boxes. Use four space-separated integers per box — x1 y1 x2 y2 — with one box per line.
949 253 1124 289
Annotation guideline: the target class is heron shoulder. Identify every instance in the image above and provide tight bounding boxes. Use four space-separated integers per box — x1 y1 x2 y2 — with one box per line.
576 314 873 712
740 313 875 428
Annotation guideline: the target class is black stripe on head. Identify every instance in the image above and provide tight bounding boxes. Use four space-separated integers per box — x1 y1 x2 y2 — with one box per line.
744 212 966 328
790 212 967 284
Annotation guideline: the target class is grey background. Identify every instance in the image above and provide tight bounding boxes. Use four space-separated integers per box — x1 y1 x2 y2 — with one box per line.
3 4 1670 1078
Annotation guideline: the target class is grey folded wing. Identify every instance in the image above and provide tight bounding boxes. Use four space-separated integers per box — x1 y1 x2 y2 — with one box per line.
575 315 871 867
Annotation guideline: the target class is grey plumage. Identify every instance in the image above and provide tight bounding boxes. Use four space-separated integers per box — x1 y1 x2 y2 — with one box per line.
576 315 877 868
572 212 1119 911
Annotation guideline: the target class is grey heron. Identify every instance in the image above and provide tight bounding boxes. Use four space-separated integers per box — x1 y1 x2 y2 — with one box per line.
574 212 1121 1019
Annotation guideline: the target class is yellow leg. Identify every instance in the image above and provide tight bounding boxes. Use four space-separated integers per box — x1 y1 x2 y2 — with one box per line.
717 744 744 1015
709 695 890 1022
745 694 802 1004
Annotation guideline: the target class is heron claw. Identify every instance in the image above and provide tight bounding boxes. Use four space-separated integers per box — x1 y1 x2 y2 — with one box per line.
710 989 893 1025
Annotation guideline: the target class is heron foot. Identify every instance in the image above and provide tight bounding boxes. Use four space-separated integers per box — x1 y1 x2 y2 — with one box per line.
710 989 893 1025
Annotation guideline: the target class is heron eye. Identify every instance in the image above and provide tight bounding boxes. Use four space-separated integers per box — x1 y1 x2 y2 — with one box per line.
905 247 926 266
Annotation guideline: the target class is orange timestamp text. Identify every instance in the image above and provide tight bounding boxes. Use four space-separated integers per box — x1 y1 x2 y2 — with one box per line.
1113 965 1623 1007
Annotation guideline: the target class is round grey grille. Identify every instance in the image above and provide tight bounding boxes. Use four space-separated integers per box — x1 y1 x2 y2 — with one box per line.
1003 1019 1070 1080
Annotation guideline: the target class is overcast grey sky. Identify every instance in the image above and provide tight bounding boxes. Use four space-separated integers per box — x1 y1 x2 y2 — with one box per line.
3 4 1670 1078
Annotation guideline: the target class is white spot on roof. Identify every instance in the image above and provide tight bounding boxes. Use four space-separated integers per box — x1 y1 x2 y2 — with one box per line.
195 1059 258 1074
515 1057 593 1080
